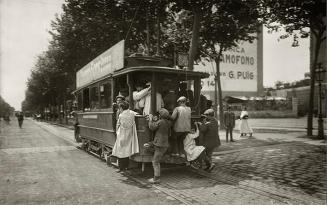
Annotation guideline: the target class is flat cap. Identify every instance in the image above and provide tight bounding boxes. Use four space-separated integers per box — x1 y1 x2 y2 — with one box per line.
177 96 187 102
203 108 214 116
116 94 125 100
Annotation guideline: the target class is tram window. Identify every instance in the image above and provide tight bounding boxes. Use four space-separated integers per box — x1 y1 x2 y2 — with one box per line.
83 88 90 111
100 82 112 108
90 86 100 110
77 92 82 111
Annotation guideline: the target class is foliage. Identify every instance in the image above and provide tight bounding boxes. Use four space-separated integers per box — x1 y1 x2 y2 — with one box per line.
23 0 171 113
263 0 326 43
0 96 14 117
262 0 326 136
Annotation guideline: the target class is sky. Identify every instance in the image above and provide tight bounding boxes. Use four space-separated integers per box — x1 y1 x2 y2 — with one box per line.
0 0 310 111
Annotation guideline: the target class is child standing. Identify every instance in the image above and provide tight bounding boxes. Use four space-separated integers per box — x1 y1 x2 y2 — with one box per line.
147 108 171 184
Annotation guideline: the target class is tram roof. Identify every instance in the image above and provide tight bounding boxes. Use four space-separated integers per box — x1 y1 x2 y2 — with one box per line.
74 66 209 93
113 66 209 78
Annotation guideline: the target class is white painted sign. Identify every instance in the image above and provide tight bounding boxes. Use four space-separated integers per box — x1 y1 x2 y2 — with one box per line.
83 115 98 119
195 38 258 92
76 40 125 89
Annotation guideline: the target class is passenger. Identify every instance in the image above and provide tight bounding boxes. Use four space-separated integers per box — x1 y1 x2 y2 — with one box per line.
178 82 194 107
141 82 164 115
163 86 177 111
132 82 147 114
171 96 191 157
223 105 236 142
147 108 171 184
184 122 212 170
199 109 220 172
112 101 139 172
198 86 208 114
114 94 126 118
116 88 129 103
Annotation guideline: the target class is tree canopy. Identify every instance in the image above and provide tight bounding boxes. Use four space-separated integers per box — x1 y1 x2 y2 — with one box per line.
0 96 14 117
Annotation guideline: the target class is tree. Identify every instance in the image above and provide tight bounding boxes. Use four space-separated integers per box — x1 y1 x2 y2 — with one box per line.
163 1 262 125
263 0 326 136
24 0 173 115
0 96 14 117
200 0 262 125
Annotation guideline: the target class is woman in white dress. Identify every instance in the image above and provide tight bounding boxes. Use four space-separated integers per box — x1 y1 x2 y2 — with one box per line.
239 106 253 137
112 101 139 172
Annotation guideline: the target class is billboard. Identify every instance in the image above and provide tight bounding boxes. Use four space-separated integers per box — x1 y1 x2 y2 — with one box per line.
76 40 125 89
194 34 262 95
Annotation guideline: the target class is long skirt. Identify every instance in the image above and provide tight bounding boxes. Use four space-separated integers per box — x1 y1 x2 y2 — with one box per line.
239 119 253 134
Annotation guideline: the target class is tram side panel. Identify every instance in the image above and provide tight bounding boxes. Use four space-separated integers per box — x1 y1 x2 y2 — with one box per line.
77 113 154 160
77 112 116 147
77 112 186 164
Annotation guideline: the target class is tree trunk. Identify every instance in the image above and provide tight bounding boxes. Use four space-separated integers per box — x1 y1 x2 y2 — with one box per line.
187 8 201 71
214 58 224 128
307 33 322 136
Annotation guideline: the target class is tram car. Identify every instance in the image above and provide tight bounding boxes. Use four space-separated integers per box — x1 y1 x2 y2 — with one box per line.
73 40 209 170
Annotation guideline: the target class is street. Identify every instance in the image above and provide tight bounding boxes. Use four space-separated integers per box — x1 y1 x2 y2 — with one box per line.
0 118 326 205
0 119 180 205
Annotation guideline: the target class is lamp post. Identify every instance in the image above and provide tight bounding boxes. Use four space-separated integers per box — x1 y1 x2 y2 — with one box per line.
315 63 326 139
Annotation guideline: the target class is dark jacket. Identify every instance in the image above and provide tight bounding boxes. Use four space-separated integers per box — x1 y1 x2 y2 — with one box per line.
223 111 235 128
148 119 171 147
17 114 24 121
199 117 220 149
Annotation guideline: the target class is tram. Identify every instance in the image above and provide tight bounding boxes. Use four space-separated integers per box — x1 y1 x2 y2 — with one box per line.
73 40 209 170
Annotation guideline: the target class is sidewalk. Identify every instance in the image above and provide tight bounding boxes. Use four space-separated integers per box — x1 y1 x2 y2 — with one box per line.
239 117 327 132
215 128 326 155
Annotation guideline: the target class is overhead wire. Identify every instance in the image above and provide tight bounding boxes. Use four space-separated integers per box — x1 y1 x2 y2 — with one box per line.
125 4 141 41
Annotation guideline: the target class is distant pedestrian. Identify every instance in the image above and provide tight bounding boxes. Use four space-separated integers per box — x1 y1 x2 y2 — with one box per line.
171 96 191 157
17 112 24 128
147 108 171 184
239 106 253 137
199 109 220 172
223 105 235 142
112 101 139 172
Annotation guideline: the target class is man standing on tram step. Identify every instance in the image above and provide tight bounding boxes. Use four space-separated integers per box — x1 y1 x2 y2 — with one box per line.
112 101 139 172
142 82 164 116
199 109 220 172
171 96 191 157
223 105 236 142
147 108 171 184
132 82 147 114
17 112 24 128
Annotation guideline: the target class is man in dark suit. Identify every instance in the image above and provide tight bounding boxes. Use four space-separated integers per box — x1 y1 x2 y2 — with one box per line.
199 109 220 172
223 105 235 142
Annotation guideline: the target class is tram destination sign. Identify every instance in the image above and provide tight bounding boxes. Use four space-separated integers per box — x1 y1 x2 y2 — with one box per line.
76 40 125 89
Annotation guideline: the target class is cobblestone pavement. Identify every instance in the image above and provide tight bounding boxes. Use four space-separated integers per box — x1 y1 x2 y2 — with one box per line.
210 142 327 203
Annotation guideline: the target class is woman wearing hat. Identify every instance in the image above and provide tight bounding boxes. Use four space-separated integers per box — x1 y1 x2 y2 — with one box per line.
171 96 191 157
147 108 171 183
112 101 139 172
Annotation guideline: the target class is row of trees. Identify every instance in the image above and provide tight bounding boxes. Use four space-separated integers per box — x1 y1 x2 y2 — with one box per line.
22 0 325 136
0 96 14 117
